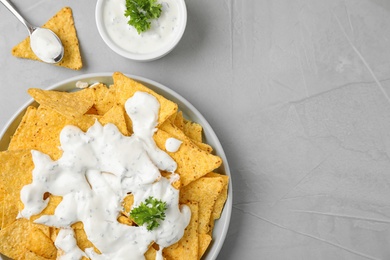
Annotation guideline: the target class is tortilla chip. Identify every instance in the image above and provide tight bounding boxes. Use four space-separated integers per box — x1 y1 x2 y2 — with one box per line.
30 195 63 223
27 225 57 259
154 129 222 186
183 119 203 143
99 104 130 136
205 172 229 220
112 72 178 126
122 194 134 214
0 218 30 259
0 150 34 229
91 84 116 115
163 201 199 260
160 120 212 153
28 88 94 119
9 106 97 160
180 177 224 234
24 250 54 260
8 106 66 159
144 245 157 260
199 233 212 258
12 7 83 70
173 111 184 130
72 222 100 254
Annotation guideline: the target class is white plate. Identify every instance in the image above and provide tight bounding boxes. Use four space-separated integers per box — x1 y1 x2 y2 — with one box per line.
0 73 232 260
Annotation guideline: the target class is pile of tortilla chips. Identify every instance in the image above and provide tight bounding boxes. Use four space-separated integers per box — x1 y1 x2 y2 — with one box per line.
0 72 229 260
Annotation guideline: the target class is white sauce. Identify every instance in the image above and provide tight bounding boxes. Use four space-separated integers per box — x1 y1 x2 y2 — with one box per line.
30 28 63 63
165 137 182 152
102 0 180 54
19 91 191 260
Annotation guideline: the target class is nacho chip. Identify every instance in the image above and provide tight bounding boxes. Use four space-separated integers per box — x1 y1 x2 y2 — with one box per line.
112 72 178 126
122 194 134 215
28 88 94 119
154 129 222 186
8 106 98 159
0 218 30 259
99 104 130 136
90 83 116 115
205 172 229 220
72 222 100 254
0 150 34 229
12 7 82 70
24 249 54 260
173 111 184 130
180 177 224 234
160 120 212 153
199 233 212 258
163 201 199 260
27 225 57 259
183 119 203 143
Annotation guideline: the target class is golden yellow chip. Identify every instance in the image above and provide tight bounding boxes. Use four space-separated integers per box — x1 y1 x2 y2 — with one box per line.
160 120 212 153
12 7 83 70
183 119 203 143
199 233 212 258
205 172 229 220
0 218 30 259
0 150 34 229
72 222 100 254
8 106 72 160
27 225 57 259
154 129 222 186
163 201 199 260
28 88 94 119
173 111 184 130
180 177 224 234
90 83 115 115
24 249 54 260
31 195 63 223
144 245 157 260
122 194 135 214
99 104 130 136
112 72 178 126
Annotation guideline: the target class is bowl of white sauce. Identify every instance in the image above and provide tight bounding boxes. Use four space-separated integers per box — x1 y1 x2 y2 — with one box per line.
95 0 187 61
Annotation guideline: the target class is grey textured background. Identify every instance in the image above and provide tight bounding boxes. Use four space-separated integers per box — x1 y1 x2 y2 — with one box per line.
1 0 390 259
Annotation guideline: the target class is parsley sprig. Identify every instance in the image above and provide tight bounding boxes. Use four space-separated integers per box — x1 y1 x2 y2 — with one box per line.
124 0 162 34
130 196 167 231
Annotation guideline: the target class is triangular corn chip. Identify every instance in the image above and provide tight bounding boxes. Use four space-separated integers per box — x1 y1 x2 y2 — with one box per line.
154 129 222 186
180 177 224 234
112 72 178 127
12 7 82 70
28 88 94 119
163 201 199 259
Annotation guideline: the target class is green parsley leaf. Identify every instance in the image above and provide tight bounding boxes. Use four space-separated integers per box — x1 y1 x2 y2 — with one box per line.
124 0 162 34
129 196 167 231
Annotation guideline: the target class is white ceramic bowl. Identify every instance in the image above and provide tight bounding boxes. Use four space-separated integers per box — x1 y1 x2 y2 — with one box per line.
95 0 187 61
0 73 232 260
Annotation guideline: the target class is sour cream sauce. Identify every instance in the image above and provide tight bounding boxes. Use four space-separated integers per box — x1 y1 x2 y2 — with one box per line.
102 0 180 54
30 28 63 63
19 91 191 260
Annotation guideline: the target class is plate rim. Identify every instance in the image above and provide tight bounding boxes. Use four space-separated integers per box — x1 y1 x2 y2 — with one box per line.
0 72 232 260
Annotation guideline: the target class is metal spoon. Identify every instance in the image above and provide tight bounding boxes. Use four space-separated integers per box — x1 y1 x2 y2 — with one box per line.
0 0 64 63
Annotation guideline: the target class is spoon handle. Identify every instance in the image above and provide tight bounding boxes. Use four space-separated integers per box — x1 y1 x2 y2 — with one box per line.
0 0 35 34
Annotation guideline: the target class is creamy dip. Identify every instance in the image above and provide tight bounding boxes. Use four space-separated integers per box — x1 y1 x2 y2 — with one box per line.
165 137 182 152
102 0 181 54
19 91 191 260
30 28 63 63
